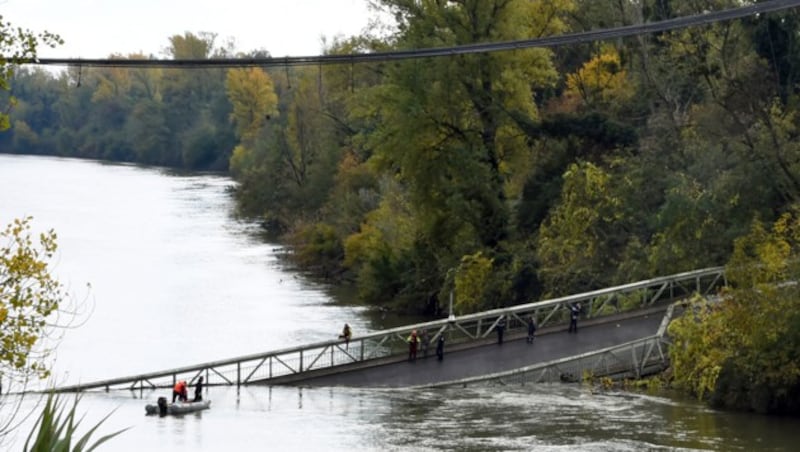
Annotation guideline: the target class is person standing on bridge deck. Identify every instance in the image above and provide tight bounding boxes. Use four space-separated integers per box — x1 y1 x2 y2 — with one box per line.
436 334 445 361
407 330 420 361
527 316 537 343
339 323 352 349
496 316 506 345
568 303 580 333
420 329 430 357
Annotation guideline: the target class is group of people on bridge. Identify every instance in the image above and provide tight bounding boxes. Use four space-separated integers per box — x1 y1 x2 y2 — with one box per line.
494 315 537 345
406 329 445 362
497 302 582 343
337 301 583 365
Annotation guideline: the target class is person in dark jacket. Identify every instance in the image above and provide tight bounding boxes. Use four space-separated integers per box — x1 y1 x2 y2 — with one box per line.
496 316 506 345
420 329 430 358
526 316 537 343
568 303 580 333
436 335 445 361
193 376 204 402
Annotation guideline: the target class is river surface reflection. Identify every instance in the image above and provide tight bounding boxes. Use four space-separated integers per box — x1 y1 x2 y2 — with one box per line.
1 154 798 451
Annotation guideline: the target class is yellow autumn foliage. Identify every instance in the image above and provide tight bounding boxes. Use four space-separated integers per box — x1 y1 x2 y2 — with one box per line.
668 208 800 413
565 46 634 107
0 217 64 380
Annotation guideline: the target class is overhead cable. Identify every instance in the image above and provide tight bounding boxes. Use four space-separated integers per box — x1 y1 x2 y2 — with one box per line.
24 0 800 69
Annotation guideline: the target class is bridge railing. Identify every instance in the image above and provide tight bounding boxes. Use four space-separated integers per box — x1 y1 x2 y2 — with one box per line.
424 303 682 388
51 266 724 392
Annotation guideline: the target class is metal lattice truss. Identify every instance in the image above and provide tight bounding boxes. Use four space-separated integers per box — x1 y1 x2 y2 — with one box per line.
49 268 721 392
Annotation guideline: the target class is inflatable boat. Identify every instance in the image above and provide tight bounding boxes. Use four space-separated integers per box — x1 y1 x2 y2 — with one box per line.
146 397 211 416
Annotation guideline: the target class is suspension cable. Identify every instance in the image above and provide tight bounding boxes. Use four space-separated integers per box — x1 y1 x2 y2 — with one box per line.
20 0 800 69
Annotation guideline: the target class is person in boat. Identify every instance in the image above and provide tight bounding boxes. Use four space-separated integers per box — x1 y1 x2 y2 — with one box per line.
193 376 204 402
172 380 188 403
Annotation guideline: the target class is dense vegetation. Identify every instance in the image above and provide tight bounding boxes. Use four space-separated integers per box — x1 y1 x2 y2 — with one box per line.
3 0 800 321
0 33 237 171
669 211 800 414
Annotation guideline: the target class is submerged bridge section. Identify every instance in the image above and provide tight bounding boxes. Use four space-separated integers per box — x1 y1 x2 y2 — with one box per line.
51 267 725 393
421 303 679 389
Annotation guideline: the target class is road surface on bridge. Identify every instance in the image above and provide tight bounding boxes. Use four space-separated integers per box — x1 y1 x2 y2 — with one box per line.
297 312 664 388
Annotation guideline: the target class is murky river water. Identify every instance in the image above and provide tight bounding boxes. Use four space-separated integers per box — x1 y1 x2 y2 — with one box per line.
1 154 797 451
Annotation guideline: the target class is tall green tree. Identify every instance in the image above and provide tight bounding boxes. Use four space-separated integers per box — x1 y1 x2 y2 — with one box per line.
371 0 572 248
346 0 574 311
226 67 278 146
312 35 390 234
0 68 63 154
534 160 645 295
161 32 234 169
635 6 795 277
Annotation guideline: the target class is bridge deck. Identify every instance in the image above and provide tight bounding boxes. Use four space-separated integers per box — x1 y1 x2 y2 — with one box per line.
295 311 664 388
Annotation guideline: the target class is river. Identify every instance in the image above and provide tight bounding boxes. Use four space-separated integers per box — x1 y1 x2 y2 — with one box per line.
0 154 797 451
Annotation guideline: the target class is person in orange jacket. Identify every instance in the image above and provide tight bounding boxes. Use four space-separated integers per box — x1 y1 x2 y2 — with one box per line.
172 380 188 403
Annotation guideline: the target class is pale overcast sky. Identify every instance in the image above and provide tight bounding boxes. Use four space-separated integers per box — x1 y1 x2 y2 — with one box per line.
2 0 376 58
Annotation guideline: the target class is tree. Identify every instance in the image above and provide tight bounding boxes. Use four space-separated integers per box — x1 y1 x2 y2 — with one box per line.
342 0 574 312
535 161 631 295
225 66 289 227
85 61 137 161
0 217 63 385
0 217 95 445
371 0 572 247
343 177 418 305
453 251 493 313
288 37 388 280
161 32 232 168
225 67 278 145
0 15 62 131
0 21 63 388
564 45 634 111
0 21 129 446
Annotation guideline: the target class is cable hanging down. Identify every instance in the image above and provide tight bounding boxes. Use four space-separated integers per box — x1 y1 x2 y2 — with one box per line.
20 0 800 69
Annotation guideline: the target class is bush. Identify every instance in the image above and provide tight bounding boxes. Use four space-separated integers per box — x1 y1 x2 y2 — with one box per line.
667 210 800 414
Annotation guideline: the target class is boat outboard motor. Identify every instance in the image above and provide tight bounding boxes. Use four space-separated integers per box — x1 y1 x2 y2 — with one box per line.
157 397 168 416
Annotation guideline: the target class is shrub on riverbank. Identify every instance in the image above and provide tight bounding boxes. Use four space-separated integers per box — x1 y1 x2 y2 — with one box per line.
667 211 800 415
